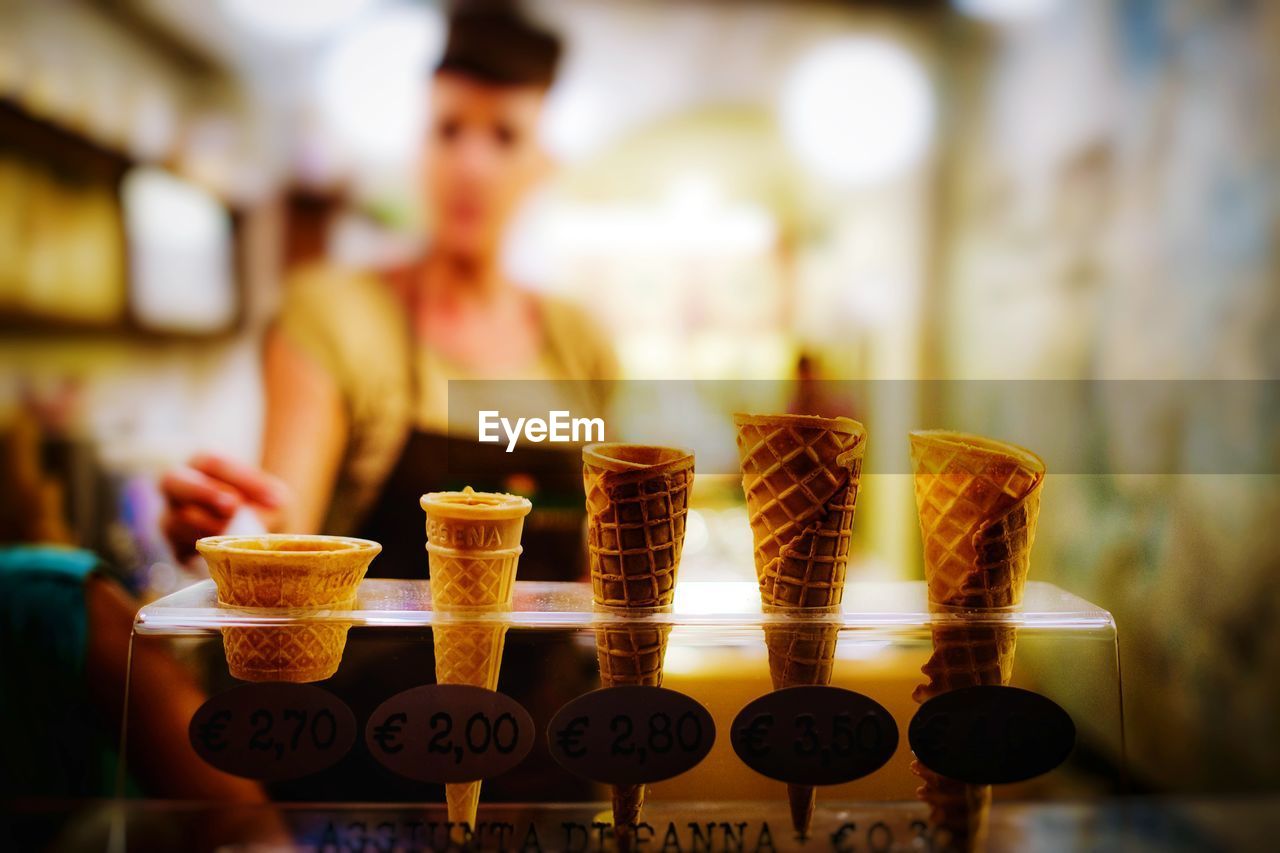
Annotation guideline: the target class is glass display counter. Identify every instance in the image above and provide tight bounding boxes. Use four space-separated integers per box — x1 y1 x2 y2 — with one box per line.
121 580 1121 851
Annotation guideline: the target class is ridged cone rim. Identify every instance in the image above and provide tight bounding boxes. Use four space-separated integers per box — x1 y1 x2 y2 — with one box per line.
197 533 382 559
426 542 523 558
908 430 1046 479
420 486 532 521
734 412 866 438
583 443 694 475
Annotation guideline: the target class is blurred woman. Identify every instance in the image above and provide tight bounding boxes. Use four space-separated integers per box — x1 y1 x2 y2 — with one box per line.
161 4 615 577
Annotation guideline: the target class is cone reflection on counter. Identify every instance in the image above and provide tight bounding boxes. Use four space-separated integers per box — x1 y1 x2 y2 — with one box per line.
422 487 532 831
908 430 1045 853
583 443 693 850
734 413 866 838
595 621 672 844
197 534 380 683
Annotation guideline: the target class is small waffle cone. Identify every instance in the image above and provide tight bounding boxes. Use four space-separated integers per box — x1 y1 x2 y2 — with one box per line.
763 615 840 837
433 621 510 830
908 431 1045 853
594 622 671 851
583 444 694 608
197 535 379 683
423 488 530 834
734 414 867 607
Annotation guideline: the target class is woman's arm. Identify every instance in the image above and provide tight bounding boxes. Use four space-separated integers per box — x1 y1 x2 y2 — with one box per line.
260 325 348 533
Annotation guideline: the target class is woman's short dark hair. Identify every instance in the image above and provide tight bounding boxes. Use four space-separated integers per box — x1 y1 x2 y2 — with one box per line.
435 0 562 87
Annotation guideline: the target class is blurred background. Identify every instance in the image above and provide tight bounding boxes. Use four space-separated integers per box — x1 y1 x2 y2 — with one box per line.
1 0 1277 801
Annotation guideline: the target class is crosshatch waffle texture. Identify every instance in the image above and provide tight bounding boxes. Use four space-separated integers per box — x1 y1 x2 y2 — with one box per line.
221 622 352 683
583 444 695 609
734 413 867 608
908 430 1045 609
426 544 522 608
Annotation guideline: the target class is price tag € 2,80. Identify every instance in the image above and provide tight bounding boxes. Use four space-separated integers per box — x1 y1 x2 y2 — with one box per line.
547 686 716 786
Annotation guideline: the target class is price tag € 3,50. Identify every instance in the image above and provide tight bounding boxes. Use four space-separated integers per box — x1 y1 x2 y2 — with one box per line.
730 686 899 786
547 686 717 786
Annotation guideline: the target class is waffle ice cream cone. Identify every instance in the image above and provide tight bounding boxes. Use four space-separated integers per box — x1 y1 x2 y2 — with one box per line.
583 443 692 849
422 488 531 831
907 431 1045 852
583 444 694 609
197 535 379 683
735 413 864 837
594 622 671 851
734 414 867 608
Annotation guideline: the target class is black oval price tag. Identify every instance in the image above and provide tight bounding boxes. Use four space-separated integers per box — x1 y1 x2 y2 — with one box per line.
547 686 716 785
908 686 1075 784
730 686 898 786
365 684 535 783
188 683 356 780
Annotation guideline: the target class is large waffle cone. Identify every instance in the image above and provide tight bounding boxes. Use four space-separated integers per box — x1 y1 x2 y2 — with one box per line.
734 414 867 608
433 622 509 829
908 431 1044 609
908 431 1045 852
762 615 840 838
594 623 671 851
583 444 694 608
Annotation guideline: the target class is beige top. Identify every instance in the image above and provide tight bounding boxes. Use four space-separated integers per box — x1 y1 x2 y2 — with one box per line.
276 264 617 535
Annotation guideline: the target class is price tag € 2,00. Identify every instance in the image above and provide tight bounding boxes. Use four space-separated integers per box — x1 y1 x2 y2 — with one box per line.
364 684 536 783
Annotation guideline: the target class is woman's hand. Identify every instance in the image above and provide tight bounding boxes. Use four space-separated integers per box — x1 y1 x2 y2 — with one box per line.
160 454 291 561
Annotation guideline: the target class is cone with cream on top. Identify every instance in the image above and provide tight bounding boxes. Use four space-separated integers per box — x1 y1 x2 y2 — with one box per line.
734 413 866 837
583 443 693 849
198 534 379 683
422 487 532 831
907 430 1045 852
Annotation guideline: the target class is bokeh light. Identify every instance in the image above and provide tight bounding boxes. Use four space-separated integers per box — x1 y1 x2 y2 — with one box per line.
316 3 445 165
779 36 934 187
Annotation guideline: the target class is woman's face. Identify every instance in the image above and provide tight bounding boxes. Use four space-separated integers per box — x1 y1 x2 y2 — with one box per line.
424 72 548 262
